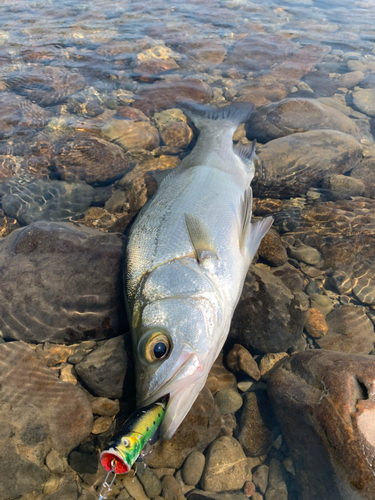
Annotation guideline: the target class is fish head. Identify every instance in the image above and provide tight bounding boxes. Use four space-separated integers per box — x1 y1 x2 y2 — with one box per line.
132 293 228 440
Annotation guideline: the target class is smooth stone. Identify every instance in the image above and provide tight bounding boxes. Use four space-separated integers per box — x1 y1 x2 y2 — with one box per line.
136 466 162 498
247 98 360 143
265 459 288 500
310 294 334 316
353 88 375 117
258 229 288 267
75 335 128 399
91 398 119 417
254 130 362 198
122 475 149 500
214 389 243 415
43 475 79 500
272 264 305 294
235 392 277 457
268 350 375 500
321 174 365 197
317 305 375 354
0 342 93 456
207 353 238 393
360 73 375 89
289 245 321 266
305 280 321 296
104 189 129 214
0 221 125 343
201 436 248 492
182 451 206 486
103 120 160 151
45 449 69 474
229 266 305 353
353 277 375 305
336 70 364 89
252 464 269 495
91 416 113 434
153 108 193 149
304 308 329 338
145 386 221 469
226 344 261 381
259 353 289 381
161 475 184 500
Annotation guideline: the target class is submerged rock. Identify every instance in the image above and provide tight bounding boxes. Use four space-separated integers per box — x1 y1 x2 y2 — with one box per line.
268 350 375 500
0 221 125 343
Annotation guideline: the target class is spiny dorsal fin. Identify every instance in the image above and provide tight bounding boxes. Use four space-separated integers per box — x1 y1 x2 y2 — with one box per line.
184 213 218 264
239 186 253 253
234 140 257 165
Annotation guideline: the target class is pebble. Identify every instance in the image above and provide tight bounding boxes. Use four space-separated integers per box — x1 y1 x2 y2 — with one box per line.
103 120 160 151
265 459 288 500
252 465 269 494
352 88 375 116
321 174 365 197
91 397 120 416
60 364 78 385
182 451 206 486
243 481 256 497
45 449 69 474
310 294 334 315
304 308 329 338
214 389 243 415
289 245 321 266
122 475 149 500
258 229 288 267
161 475 185 500
201 436 249 492
259 353 289 381
226 344 261 381
91 416 113 434
136 466 162 498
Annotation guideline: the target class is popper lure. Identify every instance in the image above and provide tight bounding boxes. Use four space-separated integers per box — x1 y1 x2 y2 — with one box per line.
98 397 167 500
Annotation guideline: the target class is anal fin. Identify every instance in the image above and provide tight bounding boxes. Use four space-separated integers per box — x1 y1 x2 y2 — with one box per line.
184 213 218 264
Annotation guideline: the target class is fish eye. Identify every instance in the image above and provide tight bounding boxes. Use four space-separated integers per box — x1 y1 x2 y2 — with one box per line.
145 332 170 363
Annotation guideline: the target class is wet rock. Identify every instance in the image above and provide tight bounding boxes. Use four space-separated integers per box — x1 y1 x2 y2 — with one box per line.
75 335 127 399
253 198 283 217
302 70 340 97
309 294 333 316
201 436 248 492
103 120 160 151
122 474 149 500
247 98 360 143
135 58 180 82
0 154 21 182
359 73 375 89
243 481 256 497
254 130 362 198
145 386 221 469
252 464 269 495
161 475 184 500
226 344 261 381
326 270 353 295
43 475 79 500
91 398 119 417
317 305 375 354
53 135 129 186
259 353 289 381
353 275 375 304
1 176 94 225
228 34 295 74
265 459 288 500
104 189 129 214
134 79 212 116
68 451 98 474
207 352 237 394
321 174 365 197
258 229 288 267
0 209 19 237
179 39 227 66
289 244 321 266
236 392 277 457
353 88 375 117
272 264 305 294
0 342 93 455
92 416 113 434
214 389 243 415
188 492 249 500
153 108 193 149
182 451 206 486
45 449 69 474
116 106 149 121
336 70 364 89
6 65 86 106
268 350 375 500
0 221 125 343
304 308 328 338
229 266 305 353
136 466 162 498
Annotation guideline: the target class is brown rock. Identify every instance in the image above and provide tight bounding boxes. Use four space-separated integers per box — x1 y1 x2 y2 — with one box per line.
91 416 113 435
116 106 149 121
145 386 221 469
272 264 305 294
258 228 288 267
178 39 227 65
253 198 283 216
304 308 328 338
91 398 120 416
134 58 179 82
103 120 160 152
317 305 375 354
268 350 375 500
0 209 19 238
0 154 21 182
244 481 256 497
259 352 288 381
208 352 238 393
160 121 193 149
134 79 212 116
161 475 184 500
226 344 261 381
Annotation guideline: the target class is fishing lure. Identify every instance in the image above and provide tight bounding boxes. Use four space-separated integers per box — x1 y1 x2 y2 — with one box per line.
98 397 167 499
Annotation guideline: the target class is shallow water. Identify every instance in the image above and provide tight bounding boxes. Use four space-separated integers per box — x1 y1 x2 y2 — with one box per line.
1 0 375 499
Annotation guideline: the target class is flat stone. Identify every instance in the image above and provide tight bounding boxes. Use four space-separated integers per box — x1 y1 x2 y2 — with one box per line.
0 342 93 455
122 475 149 500
321 174 365 197
252 464 269 495
258 229 288 267
201 436 248 492
103 120 160 151
268 350 375 500
272 264 305 294
289 245 321 266
75 335 128 399
214 389 243 415
229 266 305 353
136 466 162 498
336 70 364 89
247 98 360 143
259 353 289 381
91 398 119 416
310 294 334 316
254 130 362 198
353 88 375 116
265 459 288 500
317 305 375 354
235 392 277 457
182 451 206 486
0 221 125 343
305 308 328 338
226 344 261 381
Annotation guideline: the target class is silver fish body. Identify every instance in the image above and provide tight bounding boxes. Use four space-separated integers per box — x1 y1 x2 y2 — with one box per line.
125 102 272 440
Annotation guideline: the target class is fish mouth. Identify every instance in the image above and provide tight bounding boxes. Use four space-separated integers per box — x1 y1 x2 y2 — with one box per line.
139 351 206 440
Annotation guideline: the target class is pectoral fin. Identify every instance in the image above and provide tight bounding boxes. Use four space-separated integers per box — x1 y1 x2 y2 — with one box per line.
247 217 273 262
184 213 218 264
239 186 253 253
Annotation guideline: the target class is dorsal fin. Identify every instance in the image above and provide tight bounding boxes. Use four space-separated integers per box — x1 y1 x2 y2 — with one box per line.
239 186 253 253
184 213 218 264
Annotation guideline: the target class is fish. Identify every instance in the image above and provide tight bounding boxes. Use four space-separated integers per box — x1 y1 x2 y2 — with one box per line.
100 396 168 474
124 100 273 440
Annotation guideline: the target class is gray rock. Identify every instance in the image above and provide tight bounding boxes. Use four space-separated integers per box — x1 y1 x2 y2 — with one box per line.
104 189 129 214
289 245 321 266
187 491 249 500
0 221 125 343
182 451 206 486
317 305 375 354
0 342 93 456
252 464 269 494
136 466 162 498
214 389 243 415
43 476 80 500
265 459 288 500
321 174 365 197
1 177 94 225
353 277 375 305
236 392 277 457
353 88 375 116
254 130 362 198
310 294 334 315
75 335 128 398
247 98 360 143
161 475 184 500
360 73 375 89
201 436 248 492
272 264 305 294
336 70 364 89
229 266 305 353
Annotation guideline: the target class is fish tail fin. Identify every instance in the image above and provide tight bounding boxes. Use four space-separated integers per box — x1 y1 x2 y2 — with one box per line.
177 100 255 132
247 216 273 263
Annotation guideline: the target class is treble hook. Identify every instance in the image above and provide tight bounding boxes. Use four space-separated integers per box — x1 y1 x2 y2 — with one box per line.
98 464 117 500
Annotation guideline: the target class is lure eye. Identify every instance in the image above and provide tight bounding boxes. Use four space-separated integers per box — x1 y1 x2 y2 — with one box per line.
145 332 170 363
